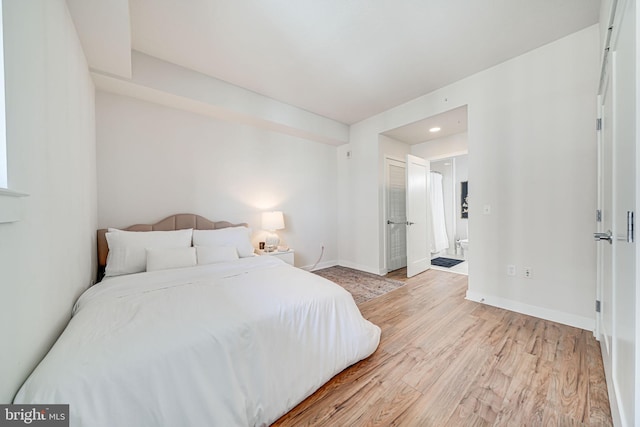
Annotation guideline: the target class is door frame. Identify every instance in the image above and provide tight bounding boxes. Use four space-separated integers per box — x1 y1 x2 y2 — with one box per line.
595 93 603 341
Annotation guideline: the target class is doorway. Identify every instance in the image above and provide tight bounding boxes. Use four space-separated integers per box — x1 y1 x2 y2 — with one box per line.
381 105 469 278
429 155 468 275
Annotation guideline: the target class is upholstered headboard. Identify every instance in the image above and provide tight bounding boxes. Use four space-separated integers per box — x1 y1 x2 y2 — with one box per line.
97 213 248 272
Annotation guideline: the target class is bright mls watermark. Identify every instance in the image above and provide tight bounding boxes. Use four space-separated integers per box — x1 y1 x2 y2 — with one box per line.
0 405 68 427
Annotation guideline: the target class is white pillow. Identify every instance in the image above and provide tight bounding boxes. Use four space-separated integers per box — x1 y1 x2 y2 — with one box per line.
192 227 255 258
196 245 239 265
105 229 193 277
146 247 197 272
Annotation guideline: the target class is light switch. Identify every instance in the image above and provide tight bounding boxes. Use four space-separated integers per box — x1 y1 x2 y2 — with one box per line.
483 204 491 215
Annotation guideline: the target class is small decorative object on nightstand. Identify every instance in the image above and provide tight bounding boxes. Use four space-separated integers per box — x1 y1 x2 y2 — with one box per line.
258 248 295 266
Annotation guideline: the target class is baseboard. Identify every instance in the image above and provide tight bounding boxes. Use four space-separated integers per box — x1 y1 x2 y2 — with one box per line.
301 259 338 272
465 290 595 331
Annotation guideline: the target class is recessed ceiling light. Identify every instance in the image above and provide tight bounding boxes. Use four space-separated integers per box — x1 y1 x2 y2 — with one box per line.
429 127 441 133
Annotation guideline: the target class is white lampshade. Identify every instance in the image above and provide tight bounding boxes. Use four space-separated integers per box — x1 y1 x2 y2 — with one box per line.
262 211 285 231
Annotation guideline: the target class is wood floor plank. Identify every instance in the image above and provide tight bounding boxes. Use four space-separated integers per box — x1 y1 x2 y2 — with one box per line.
448 353 512 425
271 268 613 426
445 411 491 427
338 380 422 427
540 320 563 362
494 353 552 426
447 394 497 427
546 329 590 423
586 334 614 424
405 345 490 426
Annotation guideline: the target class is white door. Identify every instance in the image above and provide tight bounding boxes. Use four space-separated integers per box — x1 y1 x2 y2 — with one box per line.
595 1 636 424
610 11 636 422
385 158 407 271
406 154 430 277
596 46 614 409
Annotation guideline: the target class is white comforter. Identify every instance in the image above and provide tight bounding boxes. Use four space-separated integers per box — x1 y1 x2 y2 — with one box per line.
14 256 381 426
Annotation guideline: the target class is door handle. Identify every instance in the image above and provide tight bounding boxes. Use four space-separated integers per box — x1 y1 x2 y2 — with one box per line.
387 220 404 225
594 230 613 244
406 221 415 226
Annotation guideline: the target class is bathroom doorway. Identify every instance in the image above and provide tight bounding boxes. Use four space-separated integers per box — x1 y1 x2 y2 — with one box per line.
381 105 469 277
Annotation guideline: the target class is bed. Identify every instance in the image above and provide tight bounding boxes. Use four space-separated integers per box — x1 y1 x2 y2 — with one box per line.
14 214 381 426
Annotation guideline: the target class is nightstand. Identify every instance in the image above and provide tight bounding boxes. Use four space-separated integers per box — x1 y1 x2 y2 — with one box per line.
258 249 295 266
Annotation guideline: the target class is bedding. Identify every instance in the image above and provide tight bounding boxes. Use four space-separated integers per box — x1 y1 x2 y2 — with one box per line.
195 245 239 265
192 227 255 257
104 228 193 277
145 247 197 272
14 256 381 427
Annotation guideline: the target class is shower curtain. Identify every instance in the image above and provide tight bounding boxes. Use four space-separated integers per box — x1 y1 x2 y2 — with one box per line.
430 172 449 253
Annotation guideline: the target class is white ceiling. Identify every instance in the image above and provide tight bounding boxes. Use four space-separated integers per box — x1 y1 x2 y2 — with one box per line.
382 105 468 145
70 0 601 125
66 0 132 78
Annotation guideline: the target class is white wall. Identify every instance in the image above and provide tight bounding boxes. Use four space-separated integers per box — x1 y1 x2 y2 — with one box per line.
0 0 97 402
339 25 599 329
96 92 337 269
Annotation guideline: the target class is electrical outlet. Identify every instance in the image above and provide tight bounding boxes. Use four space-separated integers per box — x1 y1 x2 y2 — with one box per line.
506 265 516 276
524 268 533 279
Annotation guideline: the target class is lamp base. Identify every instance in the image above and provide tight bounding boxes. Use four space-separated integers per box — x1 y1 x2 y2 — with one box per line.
265 232 280 252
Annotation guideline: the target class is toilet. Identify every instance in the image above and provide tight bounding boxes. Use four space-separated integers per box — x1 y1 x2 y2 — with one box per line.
458 239 469 259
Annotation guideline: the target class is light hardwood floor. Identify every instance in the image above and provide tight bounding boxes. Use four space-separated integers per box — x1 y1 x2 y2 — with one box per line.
272 268 612 426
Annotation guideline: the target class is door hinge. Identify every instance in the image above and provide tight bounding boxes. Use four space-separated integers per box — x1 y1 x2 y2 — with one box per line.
596 209 602 222
596 118 602 131
596 300 601 313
